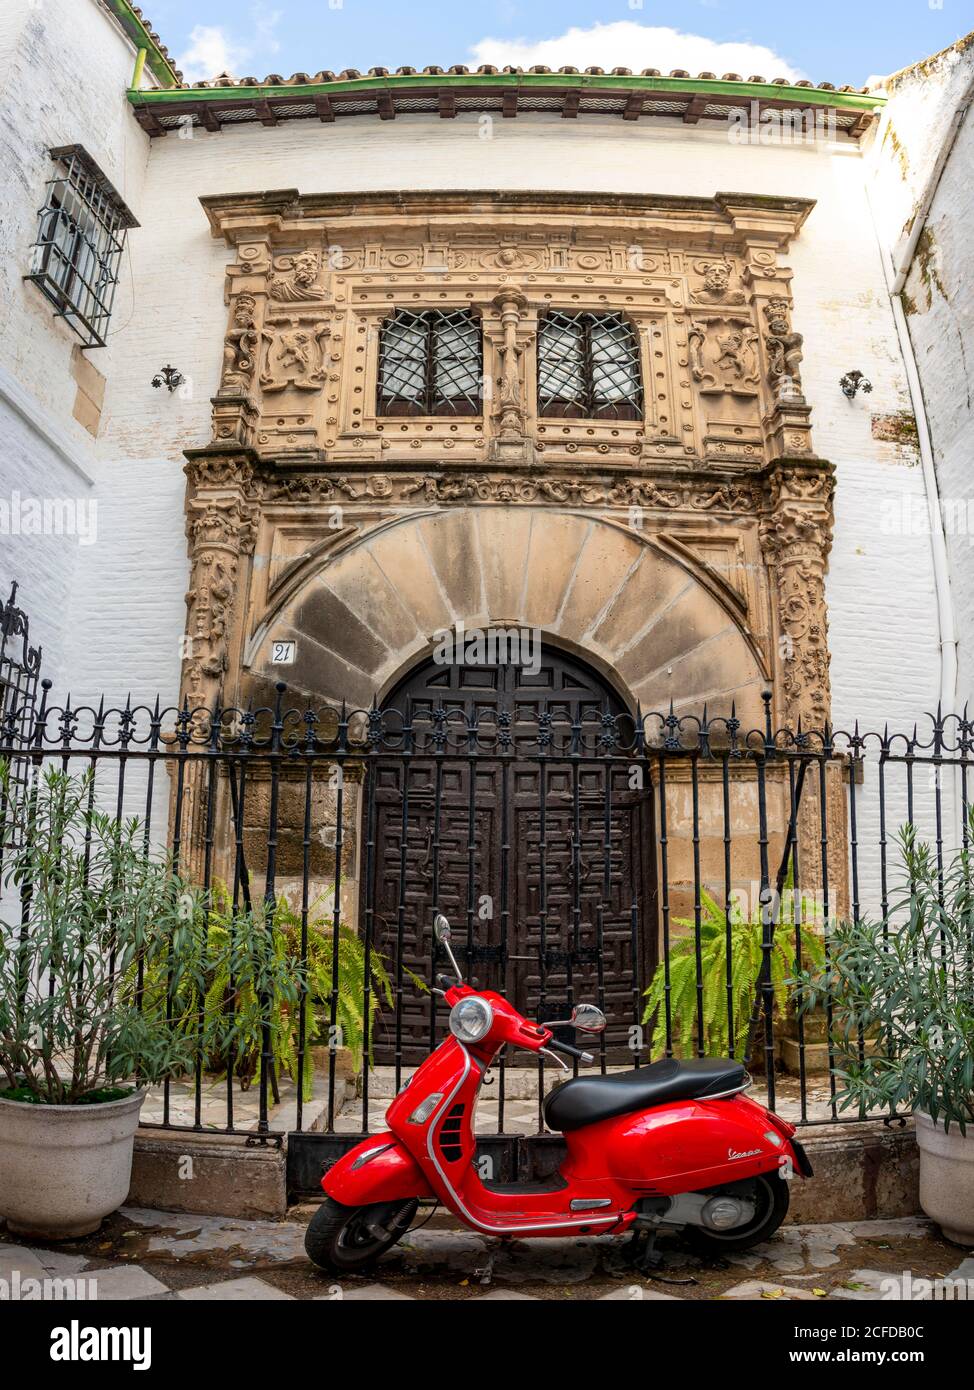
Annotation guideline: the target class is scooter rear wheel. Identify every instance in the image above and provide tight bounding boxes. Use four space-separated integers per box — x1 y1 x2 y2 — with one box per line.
684 1173 790 1254
305 1196 419 1273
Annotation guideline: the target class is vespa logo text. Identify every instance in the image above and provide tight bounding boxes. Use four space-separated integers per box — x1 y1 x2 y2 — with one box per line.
728 1147 762 1160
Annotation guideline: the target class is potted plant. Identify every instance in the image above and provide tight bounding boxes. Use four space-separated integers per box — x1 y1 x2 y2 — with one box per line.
0 765 299 1239
642 877 825 1062
796 818 974 1245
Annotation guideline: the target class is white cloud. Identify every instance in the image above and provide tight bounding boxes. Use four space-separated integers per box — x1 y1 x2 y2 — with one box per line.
177 6 282 83
177 26 250 82
468 21 804 82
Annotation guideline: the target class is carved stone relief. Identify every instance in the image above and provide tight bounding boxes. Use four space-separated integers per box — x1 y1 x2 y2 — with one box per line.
260 321 329 392
186 192 832 749
764 297 805 402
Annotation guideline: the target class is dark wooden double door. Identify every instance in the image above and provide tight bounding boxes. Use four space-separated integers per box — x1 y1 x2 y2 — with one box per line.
370 646 657 1065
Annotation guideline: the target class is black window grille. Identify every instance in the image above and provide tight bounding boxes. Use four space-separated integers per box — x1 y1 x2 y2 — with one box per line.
538 310 643 420
378 309 482 416
26 146 138 349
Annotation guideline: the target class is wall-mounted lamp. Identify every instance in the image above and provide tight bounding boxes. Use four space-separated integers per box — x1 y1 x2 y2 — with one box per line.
151 364 185 393
840 370 873 399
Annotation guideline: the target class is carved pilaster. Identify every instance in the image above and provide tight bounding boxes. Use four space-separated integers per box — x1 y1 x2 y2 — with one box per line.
741 255 815 461
181 452 262 716
759 462 835 733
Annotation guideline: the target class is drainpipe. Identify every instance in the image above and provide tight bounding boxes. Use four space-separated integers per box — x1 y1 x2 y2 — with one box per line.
865 93 964 721
131 46 148 91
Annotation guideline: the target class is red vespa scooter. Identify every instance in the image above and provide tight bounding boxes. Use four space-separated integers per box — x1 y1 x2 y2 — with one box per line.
306 913 812 1274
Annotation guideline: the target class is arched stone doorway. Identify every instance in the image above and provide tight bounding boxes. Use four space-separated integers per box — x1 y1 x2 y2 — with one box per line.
370 641 657 1066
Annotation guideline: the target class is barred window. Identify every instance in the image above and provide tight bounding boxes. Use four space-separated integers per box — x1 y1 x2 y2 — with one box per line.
538 311 643 420
26 146 138 349
378 309 482 416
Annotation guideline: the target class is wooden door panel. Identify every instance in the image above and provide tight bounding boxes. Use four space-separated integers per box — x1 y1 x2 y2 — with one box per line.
367 645 655 1069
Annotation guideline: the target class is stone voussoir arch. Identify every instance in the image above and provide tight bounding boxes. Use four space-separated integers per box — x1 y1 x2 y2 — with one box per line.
243 505 771 722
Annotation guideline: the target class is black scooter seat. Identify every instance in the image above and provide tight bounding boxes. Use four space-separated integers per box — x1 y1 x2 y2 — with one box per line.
543 1057 747 1133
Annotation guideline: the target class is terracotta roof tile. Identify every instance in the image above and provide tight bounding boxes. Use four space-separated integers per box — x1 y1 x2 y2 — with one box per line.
157 62 877 102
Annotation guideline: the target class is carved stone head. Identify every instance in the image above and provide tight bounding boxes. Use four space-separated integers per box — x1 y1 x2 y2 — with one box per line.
293 250 320 286
233 293 257 325
765 297 792 336
703 262 731 294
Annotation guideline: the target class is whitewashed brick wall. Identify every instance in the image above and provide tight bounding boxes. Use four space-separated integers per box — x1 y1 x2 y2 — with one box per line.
868 42 974 705
0 0 148 684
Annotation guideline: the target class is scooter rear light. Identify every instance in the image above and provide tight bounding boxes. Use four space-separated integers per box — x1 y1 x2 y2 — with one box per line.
408 1093 443 1125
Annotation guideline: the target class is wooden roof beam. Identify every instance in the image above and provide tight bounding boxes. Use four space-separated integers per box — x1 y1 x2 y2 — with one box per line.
502 89 518 118
377 90 396 120
683 94 709 124
438 89 457 118
622 92 644 121
254 99 279 126
562 89 581 118
314 94 335 122
197 103 221 133
134 106 167 136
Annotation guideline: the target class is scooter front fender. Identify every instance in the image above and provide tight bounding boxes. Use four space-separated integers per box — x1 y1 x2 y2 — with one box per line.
322 1133 435 1205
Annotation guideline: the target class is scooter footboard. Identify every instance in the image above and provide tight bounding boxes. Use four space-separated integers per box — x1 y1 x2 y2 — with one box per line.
322 1134 434 1205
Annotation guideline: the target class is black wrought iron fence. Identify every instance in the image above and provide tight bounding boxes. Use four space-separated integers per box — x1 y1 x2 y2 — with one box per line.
0 581 42 865
1 676 971 1164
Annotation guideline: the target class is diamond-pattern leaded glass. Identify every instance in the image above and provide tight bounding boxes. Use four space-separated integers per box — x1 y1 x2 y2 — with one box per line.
538 311 642 420
378 309 482 416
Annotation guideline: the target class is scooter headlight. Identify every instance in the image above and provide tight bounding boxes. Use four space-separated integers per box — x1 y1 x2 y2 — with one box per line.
449 996 494 1044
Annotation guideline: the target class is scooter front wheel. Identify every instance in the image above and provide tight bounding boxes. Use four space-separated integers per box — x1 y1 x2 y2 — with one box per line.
684 1173 790 1254
305 1196 419 1273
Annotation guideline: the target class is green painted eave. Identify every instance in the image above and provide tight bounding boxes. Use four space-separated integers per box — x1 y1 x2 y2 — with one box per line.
127 70 885 112
105 0 180 88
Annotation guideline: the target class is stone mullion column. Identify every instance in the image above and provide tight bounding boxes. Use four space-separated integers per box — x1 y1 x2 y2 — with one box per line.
485 289 536 465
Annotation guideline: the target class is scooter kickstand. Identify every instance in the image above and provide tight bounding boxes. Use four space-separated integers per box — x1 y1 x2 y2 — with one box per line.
629 1228 663 1273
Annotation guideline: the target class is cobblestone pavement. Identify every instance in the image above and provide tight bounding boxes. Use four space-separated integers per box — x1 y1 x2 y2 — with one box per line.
2 1210 971 1301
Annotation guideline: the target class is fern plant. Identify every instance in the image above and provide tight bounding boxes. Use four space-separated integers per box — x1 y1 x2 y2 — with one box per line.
133 886 399 1102
642 876 826 1060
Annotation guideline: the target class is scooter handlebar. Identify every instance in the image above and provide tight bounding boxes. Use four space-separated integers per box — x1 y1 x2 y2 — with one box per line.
546 1037 594 1064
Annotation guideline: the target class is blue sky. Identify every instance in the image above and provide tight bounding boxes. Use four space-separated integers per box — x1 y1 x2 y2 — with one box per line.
145 0 974 89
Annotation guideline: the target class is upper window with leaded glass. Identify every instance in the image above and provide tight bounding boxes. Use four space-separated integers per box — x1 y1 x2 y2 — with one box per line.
377 309 482 416
26 146 138 350
538 311 643 421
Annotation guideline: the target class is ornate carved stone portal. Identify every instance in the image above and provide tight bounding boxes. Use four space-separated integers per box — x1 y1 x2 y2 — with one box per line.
182 190 834 743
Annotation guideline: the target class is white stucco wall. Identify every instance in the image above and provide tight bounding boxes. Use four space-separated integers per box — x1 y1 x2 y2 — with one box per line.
0 5 955 900
0 0 149 687
867 40 974 706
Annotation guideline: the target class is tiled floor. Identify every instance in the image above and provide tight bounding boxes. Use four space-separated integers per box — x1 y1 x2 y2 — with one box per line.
2 1209 969 1302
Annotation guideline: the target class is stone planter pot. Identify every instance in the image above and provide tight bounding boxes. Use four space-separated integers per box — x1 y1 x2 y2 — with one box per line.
0 1088 146 1240
915 1109 974 1246
777 1005 880 1076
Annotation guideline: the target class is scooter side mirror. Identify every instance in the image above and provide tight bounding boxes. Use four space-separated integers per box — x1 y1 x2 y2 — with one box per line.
571 1003 607 1033
433 913 464 983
